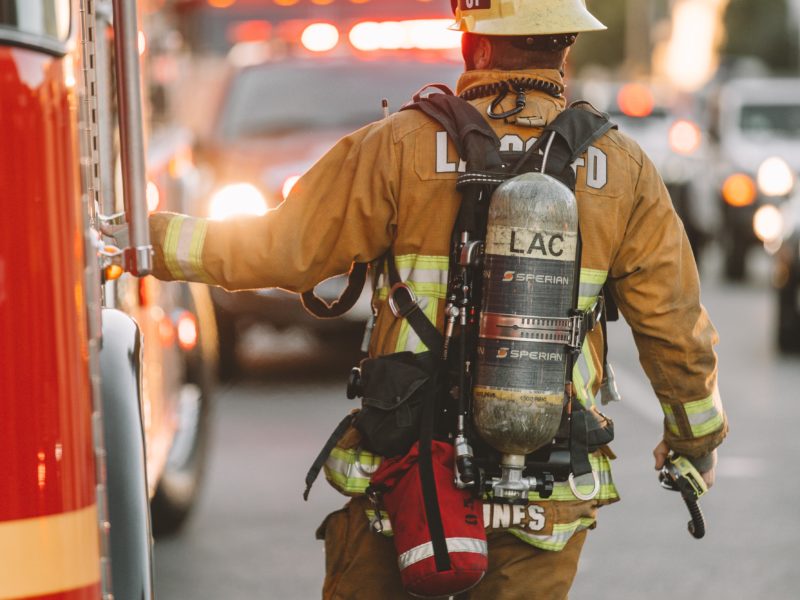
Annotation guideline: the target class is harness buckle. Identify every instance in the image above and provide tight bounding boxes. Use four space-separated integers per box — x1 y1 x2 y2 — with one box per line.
387 282 419 319
568 297 605 350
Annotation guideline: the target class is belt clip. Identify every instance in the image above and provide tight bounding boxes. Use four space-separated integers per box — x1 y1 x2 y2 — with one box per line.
387 282 418 319
569 470 601 501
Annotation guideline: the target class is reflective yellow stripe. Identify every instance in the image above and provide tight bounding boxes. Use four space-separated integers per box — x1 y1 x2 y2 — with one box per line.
188 220 213 283
578 268 607 311
395 309 413 353
662 387 724 438
0 505 101 598
572 340 597 407
662 404 680 436
163 215 187 280
527 453 618 502
572 268 606 403
508 517 595 552
380 255 449 353
163 215 212 283
324 447 382 496
394 254 450 271
365 510 394 537
381 254 449 300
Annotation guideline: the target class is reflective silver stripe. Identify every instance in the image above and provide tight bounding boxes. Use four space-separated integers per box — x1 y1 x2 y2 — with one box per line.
683 387 724 436
509 518 594 552
396 266 448 286
377 255 449 300
687 406 720 427
324 454 371 490
397 537 488 571
578 281 604 299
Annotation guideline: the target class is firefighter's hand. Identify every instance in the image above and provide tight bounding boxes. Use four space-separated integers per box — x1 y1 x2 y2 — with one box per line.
653 440 717 490
99 221 130 249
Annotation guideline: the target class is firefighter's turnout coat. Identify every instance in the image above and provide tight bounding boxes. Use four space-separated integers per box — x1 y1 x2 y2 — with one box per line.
150 68 727 551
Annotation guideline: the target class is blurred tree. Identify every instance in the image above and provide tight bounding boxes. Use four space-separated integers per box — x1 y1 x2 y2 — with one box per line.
720 0 799 73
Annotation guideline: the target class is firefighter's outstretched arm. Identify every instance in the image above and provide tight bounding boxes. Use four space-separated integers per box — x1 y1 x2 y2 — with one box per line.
148 120 399 293
608 152 727 478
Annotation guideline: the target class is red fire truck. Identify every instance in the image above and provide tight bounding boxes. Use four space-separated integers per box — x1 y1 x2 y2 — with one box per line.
0 1 215 598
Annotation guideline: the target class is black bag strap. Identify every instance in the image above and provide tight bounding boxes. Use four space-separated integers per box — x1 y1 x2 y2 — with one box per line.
303 412 356 500
301 262 369 318
568 403 593 478
402 91 504 172
417 360 450 572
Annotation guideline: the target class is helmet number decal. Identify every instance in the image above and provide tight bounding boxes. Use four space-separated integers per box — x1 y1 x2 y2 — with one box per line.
460 0 491 9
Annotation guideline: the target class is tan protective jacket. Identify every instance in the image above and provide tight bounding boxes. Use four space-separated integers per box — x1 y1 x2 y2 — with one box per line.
150 68 727 548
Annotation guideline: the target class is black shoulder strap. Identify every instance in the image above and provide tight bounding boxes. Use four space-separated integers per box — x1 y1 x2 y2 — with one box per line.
513 102 616 188
402 89 504 172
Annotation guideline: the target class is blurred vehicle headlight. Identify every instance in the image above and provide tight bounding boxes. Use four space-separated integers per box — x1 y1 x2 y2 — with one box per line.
146 180 161 213
722 173 757 207
301 23 339 53
209 183 268 220
757 157 795 197
753 204 784 244
175 310 199 351
668 119 702 155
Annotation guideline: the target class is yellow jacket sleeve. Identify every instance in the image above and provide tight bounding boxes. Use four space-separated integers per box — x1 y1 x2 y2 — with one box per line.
608 152 727 458
150 119 398 292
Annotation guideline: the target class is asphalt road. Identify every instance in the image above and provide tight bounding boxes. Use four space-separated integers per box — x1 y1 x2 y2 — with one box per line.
154 249 800 599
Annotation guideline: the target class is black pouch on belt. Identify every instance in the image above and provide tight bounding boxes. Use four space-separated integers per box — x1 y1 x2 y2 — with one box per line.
352 351 441 458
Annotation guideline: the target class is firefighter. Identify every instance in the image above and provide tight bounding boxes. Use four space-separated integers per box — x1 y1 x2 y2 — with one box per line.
136 1 727 597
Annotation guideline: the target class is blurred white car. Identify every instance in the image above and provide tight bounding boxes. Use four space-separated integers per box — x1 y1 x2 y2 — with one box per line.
710 77 800 280
572 80 712 264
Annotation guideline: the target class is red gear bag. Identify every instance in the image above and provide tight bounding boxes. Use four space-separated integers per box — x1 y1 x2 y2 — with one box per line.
370 440 487 598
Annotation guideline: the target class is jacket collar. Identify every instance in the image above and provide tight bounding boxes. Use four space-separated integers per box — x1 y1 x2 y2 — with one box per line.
456 69 568 119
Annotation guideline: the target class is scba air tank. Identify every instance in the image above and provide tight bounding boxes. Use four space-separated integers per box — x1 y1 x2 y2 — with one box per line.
473 172 580 457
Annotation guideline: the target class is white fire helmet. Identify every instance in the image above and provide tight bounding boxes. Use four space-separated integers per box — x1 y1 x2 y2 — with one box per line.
450 0 606 36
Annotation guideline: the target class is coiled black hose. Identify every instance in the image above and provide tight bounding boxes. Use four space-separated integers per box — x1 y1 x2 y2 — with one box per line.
684 497 706 539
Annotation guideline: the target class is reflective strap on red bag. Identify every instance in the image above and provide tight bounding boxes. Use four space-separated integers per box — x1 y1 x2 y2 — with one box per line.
398 537 488 570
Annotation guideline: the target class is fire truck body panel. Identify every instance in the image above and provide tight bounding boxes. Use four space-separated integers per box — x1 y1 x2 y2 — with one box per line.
1 0 215 597
0 44 103 599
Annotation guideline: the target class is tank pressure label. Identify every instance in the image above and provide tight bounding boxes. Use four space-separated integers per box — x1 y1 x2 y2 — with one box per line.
487 226 577 261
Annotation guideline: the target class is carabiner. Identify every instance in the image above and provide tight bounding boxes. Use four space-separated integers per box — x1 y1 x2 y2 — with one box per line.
568 470 601 501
